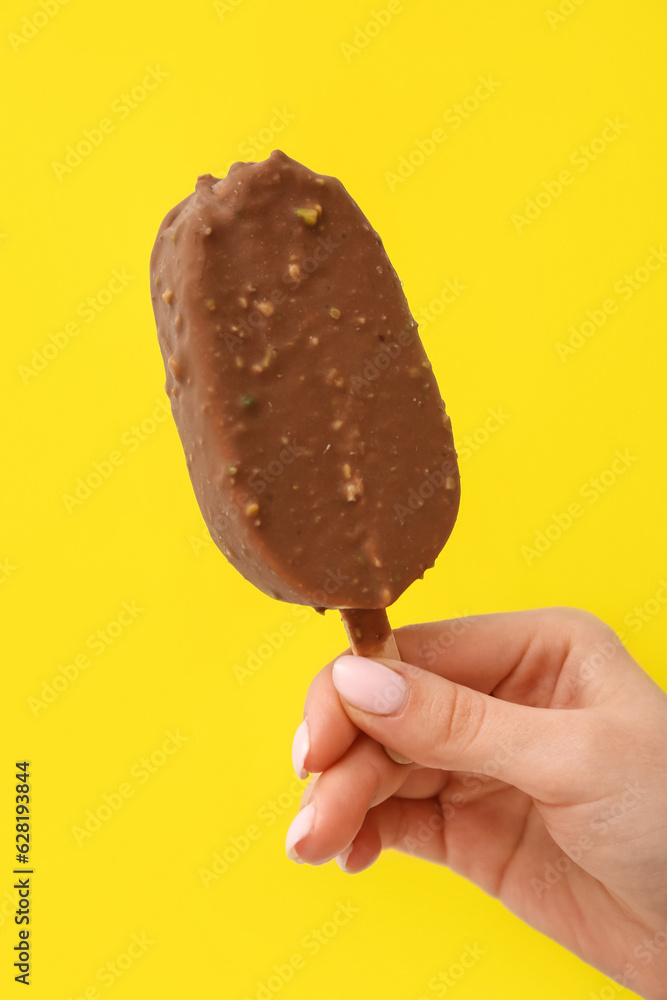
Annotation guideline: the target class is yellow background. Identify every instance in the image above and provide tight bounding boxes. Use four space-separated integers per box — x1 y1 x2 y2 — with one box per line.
1 0 666 997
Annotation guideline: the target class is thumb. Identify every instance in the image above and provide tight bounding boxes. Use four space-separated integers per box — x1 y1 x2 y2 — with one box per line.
331 654 597 803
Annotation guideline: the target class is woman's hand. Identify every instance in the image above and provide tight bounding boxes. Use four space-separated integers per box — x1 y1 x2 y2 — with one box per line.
286 609 667 999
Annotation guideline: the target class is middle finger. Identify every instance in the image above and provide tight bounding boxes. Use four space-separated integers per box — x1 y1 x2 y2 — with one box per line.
286 732 416 865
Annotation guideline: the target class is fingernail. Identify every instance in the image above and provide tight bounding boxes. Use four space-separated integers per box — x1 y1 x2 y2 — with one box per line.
332 655 407 714
285 803 315 862
336 844 353 872
291 720 310 780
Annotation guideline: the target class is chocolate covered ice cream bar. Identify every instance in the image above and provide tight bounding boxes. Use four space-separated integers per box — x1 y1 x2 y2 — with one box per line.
150 151 459 610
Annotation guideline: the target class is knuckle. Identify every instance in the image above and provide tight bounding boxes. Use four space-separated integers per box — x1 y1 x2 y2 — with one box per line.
546 606 616 643
428 686 488 765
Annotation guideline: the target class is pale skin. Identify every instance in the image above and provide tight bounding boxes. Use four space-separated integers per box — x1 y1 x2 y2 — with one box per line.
287 609 667 1000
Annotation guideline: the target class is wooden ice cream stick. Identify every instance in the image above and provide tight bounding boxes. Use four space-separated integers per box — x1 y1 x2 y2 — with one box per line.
340 608 413 765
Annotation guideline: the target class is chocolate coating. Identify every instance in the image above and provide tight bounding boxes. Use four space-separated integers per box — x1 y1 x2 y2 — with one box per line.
150 151 459 609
